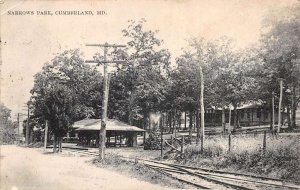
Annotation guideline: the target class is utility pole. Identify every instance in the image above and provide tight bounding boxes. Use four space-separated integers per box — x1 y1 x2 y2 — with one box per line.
278 79 283 133
86 43 126 160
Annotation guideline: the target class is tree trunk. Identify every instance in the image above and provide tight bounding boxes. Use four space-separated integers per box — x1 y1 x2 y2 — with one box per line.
178 111 182 131
228 108 232 134
161 113 164 129
287 105 291 129
128 111 133 126
199 66 205 153
233 103 237 132
194 113 196 131
53 134 57 153
213 110 216 127
60 137 63 152
184 112 187 130
148 111 151 130
195 110 199 131
189 110 193 144
168 111 172 133
128 93 135 125
58 137 62 152
143 112 147 144
222 107 226 134
44 120 48 151
29 127 34 144
237 110 241 128
96 134 99 148
160 118 163 159
291 86 297 128
173 110 176 137
25 107 30 145
272 92 275 130
196 109 200 145
278 79 283 133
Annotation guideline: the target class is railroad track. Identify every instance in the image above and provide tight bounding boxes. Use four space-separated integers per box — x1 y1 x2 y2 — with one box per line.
62 147 300 190
139 159 300 190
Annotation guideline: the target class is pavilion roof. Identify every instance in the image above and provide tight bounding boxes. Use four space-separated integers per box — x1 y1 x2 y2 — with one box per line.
73 119 145 132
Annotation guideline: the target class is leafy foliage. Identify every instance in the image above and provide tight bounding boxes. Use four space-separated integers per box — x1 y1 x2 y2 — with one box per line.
30 49 103 137
144 125 161 150
250 3 300 128
0 103 17 144
109 19 171 124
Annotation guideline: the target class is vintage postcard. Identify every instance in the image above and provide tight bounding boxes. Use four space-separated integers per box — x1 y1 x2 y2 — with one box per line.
1 0 300 190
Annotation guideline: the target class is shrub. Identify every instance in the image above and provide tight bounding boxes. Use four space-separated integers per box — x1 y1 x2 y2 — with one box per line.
144 126 162 150
179 134 300 181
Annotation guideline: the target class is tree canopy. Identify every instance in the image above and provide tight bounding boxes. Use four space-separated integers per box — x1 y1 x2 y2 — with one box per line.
30 49 103 137
0 103 17 143
28 6 300 144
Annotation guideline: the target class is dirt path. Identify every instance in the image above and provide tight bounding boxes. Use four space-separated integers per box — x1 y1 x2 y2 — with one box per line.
0 145 177 190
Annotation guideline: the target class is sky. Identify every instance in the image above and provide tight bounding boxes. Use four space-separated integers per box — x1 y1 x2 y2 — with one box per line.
0 0 298 120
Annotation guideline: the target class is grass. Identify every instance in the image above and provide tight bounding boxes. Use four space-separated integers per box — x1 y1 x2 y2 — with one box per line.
171 133 300 181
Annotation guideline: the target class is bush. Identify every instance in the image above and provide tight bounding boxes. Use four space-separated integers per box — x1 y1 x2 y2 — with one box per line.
144 126 162 150
179 134 300 181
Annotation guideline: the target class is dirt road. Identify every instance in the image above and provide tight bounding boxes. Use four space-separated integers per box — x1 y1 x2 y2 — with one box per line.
0 145 174 190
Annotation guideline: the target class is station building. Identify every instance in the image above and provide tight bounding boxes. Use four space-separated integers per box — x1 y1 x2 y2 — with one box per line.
72 119 145 147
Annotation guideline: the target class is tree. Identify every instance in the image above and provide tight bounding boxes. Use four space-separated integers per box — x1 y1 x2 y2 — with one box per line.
172 40 206 143
173 37 257 137
109 19 171 130
0 103 17 144
259 3 300 129
30 49 103 152
205 37 257 132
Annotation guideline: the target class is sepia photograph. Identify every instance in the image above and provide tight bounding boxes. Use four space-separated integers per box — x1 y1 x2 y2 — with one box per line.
1 0 300 189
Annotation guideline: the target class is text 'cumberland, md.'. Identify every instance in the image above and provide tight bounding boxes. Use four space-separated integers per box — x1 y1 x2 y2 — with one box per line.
6 10 107 16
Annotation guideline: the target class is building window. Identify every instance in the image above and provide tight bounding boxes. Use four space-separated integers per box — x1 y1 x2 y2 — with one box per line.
240 110 244 119
247 112 250 119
